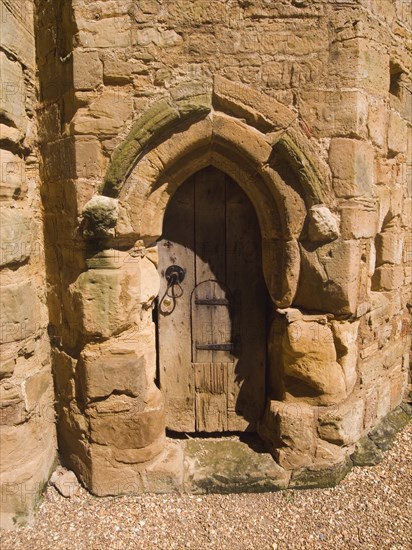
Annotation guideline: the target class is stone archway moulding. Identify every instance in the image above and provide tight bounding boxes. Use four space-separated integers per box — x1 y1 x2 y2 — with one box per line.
95 76 333 308
102 76 331 205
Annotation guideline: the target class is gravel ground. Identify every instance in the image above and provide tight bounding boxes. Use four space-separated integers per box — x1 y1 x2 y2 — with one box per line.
1 422 411 550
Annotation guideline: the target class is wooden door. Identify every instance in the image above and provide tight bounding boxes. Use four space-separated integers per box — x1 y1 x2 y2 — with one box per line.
157 167 268 433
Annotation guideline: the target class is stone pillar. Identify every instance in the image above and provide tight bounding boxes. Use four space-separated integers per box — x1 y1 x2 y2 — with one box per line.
0 0 56 529
56 248 165 495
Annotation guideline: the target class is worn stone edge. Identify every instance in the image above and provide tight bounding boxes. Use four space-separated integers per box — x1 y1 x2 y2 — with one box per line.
350 403 412 467
290 404 411 490
273 133 329 205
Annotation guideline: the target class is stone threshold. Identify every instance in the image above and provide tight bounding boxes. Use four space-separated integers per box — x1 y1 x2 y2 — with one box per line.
132 403 412 496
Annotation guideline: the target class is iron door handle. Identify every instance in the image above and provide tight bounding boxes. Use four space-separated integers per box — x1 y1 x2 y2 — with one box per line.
165 265 185 285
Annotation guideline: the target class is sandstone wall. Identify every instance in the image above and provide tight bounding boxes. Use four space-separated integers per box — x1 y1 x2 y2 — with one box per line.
0 0 57 529
33 0 412 497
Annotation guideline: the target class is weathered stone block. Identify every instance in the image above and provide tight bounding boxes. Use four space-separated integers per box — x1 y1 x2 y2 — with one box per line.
261 26 325 57
79 349 147 402
70 268 129 338
358 41 390 94
37 103 60 144
75 16 132 48
52 349 76 404
289 456 353 489
0 383 26 426
0 280 40 344
87 390 164 450
329 138 374 198
0 417 56 529
339 201 378 239
0 124 23 146
328 38 389 95
375 231 403 265
265 239 300 308
0 2 35 69
389 185 403 218
314 439 348 468
70 254 159 338
376 380 392 421
112 435 165 467
0 150 27 200
213 113 272 166
390 367 407 409
0 52 26 133
103 57 136 84
296 239 361 316
369 407 411 451
23 370 52 413
173 88 212 119
213 75 296 132
0 209 33 267
299 90 368 138
282 320 346 404
42 138 76 181
73 137 105 180
375 157 399 187
72 49 102 90
0 355 15 381
367 100 387 149
387 110 408 155
143 441 184 494
331 319 359 393
70 90 133 136
259 401 316 469
51 468 80 498
351 435 384 466
134 28 182 48
318 396 364 446
372 265 404 291
86 437 164 496
307 205 340 243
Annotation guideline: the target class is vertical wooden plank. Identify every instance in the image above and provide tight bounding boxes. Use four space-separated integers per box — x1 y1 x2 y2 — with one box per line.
158 178 196 432
194 363 228 432
194 167 226 286
225 175 267 431
192 280 233 364
194 168 231 364
191 280 214 364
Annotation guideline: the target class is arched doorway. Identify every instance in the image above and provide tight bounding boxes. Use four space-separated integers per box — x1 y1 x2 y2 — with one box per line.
157 166 270 433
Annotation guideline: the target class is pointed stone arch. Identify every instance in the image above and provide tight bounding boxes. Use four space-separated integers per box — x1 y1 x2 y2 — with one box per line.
98 78 332 307
102 77 332 207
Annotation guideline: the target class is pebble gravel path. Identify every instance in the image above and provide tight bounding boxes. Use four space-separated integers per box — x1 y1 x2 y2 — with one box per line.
1 422 411 550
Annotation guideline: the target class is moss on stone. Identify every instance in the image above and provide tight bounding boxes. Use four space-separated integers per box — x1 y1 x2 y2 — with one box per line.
184 437 289 494
351 405 411 466
102 100 180 196
351 436 384 466
369 407 411 451
175 93 212 118
290 457 353 489
102 95 211 197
